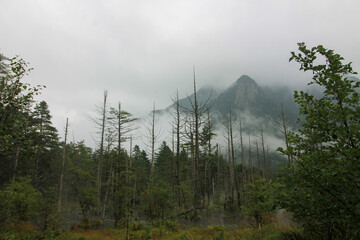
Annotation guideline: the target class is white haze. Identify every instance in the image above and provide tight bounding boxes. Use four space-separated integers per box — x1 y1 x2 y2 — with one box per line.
0 0 359 148
127 105 287 160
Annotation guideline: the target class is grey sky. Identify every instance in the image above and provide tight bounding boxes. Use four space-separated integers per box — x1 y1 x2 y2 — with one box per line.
1 0 360 146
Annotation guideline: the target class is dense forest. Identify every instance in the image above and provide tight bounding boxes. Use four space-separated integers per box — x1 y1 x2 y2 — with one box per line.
1 43 359 240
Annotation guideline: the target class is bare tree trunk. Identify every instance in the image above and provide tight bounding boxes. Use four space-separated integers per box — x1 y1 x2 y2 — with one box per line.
227 123 233 201
129 134 136 208
229 110 241 207
58 118 68 213
193 68 201 220
281 104 292 164
239 119 246 205
248 135 254 184
150 102 156 179
260 128 267 179
97 91 108 204
216 144 220 191
116 103 123 181
205 110 213 205
175 91 181 199
266 145 270 178
180 67 212 220
102 164 113 221
255 140 260 173
129 135 133 167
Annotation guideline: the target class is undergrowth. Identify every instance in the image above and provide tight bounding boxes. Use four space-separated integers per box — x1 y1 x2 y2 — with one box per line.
0 222 302 240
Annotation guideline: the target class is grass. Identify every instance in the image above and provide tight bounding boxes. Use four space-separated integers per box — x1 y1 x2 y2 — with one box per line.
60 224 301 240
0 223 301 240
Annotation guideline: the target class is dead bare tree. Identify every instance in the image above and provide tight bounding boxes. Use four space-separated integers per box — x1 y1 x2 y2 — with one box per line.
221 107 242 209
260 127 268 179
58 118 68 213
181 67 214 220
142 102 162 179
248 135 254 184
280 104 292 164
169 90 183 203
91 90 108 206
109 102 135 181
238 117 246 204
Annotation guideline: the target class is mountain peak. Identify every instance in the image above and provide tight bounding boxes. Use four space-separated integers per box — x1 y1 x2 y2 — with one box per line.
215 75 262 113
235 75 258 86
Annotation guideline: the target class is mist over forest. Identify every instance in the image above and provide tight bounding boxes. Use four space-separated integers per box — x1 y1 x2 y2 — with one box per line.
1 1 360 239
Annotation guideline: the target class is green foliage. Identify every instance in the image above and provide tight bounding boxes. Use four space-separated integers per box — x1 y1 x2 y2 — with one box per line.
67 142 97 219
128 225 152 240
281 43 360 239
36 188 60 231
32 101 59 149
70 217 101 230
0 55 46 183
173 231 193 240
164 219 179 232
242 178 281 228
141 179 174 221
206 225 226 240
0 177 41 222
0 56 43 154
154 142 174 181
132 145 150 195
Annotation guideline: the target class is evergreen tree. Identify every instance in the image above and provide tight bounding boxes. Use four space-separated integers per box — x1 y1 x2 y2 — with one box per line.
32 100 60 186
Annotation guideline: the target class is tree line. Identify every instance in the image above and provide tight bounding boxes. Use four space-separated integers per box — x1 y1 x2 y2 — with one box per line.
1 43 359 239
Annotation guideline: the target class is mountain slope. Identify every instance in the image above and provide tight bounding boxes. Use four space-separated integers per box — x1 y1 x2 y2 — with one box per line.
214 75 278 117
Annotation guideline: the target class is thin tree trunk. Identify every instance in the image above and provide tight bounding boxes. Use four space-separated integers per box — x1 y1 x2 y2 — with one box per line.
193 68 201 220
97 91 108 204
150 102 156 179
58 118 68 213
175 91 181 191
248 135 254 184
227 123 233 201
281 104 292 164
216 144 220 191
102 157 114 221
239 119 246 205
260 128 267 179
229 110 240 207
255 140 260 173
129 135 133 167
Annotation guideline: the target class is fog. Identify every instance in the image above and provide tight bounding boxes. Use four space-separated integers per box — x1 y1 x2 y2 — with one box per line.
1 0 359 147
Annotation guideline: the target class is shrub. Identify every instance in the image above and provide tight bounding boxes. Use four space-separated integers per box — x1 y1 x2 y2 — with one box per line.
0 177 41 222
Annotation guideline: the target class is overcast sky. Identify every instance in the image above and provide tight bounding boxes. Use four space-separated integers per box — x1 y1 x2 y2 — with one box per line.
1 0 360 147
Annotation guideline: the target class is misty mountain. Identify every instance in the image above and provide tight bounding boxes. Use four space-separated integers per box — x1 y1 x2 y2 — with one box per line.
171 74 298 130
137 75 302 166
165 86 219 112
149 74 358 159
214 75 297 121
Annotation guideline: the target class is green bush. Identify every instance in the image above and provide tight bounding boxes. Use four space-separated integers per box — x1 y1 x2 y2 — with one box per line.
70 217 102 230
173 231 193 240
0 177 41 222
164 219 179 232
129 226 152 240
130 221 145 231
207 225 226 240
